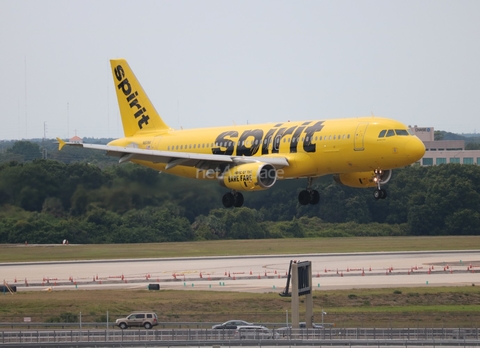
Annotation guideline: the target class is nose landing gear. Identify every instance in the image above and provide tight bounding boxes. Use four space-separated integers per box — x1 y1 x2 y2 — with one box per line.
373 169 387 200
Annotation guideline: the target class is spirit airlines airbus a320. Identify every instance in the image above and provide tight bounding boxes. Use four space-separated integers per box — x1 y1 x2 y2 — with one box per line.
58 59 425 208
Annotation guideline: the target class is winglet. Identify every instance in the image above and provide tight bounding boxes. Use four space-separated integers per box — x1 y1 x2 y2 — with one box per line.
56 137 67 151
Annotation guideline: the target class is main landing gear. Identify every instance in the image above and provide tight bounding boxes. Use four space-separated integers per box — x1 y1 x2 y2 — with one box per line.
373 169 387 200
222 191 244 208
298 177 320 205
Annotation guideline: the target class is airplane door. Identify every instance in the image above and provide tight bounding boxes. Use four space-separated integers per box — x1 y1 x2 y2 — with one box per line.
354 122 369 151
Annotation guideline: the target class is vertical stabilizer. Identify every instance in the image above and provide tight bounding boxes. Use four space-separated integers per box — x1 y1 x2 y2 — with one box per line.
110 59 170 137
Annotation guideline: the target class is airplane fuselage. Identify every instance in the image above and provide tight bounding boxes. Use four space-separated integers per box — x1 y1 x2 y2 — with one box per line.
108 116 424 181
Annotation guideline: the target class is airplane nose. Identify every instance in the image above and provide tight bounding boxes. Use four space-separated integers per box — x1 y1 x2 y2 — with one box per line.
405 137 426 162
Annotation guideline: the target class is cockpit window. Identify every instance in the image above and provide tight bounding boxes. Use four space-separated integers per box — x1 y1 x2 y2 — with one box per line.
408 129 414 135
378 130 386 138
395 129 409 136
386 129 395 137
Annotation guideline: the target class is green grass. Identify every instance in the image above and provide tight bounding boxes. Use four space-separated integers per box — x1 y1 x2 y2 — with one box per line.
1 287 480 328
1 236 479 262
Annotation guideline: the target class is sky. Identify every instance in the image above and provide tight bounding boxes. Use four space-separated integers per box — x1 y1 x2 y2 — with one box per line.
1 0 479 140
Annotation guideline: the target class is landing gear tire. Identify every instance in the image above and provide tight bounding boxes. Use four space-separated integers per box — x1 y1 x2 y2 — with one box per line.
309 190 320 205
298 190 311 205
223 192 244 208
233 192 244 207
373 188 387 200
298 190 320 205
222 192 234 208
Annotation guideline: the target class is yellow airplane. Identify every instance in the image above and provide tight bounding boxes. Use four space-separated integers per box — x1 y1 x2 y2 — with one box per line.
58 59 425 208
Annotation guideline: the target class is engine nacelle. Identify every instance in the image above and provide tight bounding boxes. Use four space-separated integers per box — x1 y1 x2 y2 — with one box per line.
333 170 392 188
219 162 277 191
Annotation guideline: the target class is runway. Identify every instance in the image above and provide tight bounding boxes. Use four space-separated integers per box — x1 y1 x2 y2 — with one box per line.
1 250 479 292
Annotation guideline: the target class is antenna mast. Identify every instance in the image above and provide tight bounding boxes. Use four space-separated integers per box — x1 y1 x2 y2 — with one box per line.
42 122 47 159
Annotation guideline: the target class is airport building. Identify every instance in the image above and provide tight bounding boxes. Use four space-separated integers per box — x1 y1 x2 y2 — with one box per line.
410 126 480 166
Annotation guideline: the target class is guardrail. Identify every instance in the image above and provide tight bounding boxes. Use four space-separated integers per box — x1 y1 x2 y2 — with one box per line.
1 327 479 346
0 321 332 330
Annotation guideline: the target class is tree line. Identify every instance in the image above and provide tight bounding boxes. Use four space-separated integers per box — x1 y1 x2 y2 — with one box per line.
0 140 479 243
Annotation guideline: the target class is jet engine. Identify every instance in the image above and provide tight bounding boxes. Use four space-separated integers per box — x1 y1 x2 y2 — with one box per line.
333 170 392 188
219 162 277 191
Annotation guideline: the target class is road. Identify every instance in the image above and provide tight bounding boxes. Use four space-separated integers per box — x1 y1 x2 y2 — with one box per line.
1 250 479 292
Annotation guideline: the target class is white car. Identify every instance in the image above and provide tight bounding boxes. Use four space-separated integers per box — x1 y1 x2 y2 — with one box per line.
235 325 279 339
212 320 253 329
276 322 323 337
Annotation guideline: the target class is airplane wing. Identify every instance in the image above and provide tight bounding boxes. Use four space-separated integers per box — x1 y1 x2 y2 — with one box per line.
57 138 289 170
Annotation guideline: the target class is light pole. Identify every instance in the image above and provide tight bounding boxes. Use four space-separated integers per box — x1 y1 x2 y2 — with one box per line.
321 309 327 327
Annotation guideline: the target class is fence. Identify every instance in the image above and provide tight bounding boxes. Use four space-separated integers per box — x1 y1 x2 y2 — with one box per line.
1 327 479 346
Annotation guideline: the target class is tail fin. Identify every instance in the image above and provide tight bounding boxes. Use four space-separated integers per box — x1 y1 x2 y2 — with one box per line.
110 59 171 137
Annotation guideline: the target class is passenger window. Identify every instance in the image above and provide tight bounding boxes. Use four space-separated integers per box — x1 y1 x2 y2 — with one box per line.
333 135 336 140
395 129 409 136
386 129 395 137
378 130 387 138
180 145 183 150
